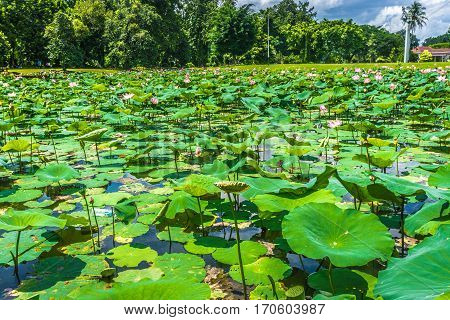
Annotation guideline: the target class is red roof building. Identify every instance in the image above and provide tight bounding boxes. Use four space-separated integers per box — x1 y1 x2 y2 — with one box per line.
412 46 450 62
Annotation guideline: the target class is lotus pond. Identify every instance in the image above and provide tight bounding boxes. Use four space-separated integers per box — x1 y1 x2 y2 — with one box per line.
0 66 449 300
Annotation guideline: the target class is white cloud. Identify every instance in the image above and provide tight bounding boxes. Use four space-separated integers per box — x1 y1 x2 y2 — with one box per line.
368 6 404 32
308 0 344 10
369 1 450 41
240 0 450 40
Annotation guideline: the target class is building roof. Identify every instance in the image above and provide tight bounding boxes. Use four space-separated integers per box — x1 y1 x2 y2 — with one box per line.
413 46 450 57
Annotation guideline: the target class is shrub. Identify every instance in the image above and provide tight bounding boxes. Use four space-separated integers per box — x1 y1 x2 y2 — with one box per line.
419 50 433 62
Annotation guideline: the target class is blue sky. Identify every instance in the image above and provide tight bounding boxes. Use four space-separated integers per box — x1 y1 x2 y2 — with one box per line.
238 0 450 41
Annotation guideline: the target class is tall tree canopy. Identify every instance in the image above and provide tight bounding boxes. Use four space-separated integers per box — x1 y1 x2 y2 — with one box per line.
0 0 426 68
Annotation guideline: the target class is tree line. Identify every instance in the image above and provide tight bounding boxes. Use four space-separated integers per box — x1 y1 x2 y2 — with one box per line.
0 0 445 69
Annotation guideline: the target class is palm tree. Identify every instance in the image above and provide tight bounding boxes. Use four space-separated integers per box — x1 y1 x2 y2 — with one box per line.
402 1 428 63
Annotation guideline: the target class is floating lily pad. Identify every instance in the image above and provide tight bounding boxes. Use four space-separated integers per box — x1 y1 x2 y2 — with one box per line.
157 227 195 244
250 282 287 300
115 267 164 283
184 236 229 255
0 230 59 266
229 257 292 285
153 253 206 282
212 241 267 265
282 203 394 267
107 244 158 267
69 279 211 300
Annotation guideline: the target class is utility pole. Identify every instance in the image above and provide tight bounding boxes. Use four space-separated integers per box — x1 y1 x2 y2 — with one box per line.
267 14 270 63
404 16 411 63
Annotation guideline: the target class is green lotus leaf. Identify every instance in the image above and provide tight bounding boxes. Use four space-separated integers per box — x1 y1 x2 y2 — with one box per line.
115 267 164 283
2 139 30 152
179 174 220 197
184 236 229 254
375 225 450 300
0 209 66 232
335 173 376 203
415 216 450 236
252 189 337 213
201 160 230 179
308 268 369 298
17 278 97 300
102 222 149 240
372 172 426 197
367 137 392 147
0 230 59 266
229 257 291 285
107 244 158 267
157 227 195 244
153 253 206 282
313 293 356 300
0 189 43 203
428 165 450 188
242 177 296 198
405 200 449 236
250 282 287 300
163 191 207 219
282 203 394 267
287 146 313 157
24 199 55 208
30 255 108 283
90 192 132 206
69 279 211 300
212 241 267 265
76 128 108 142
35 163 80 183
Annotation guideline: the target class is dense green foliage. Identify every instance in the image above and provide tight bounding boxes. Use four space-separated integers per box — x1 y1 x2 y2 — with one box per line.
0 65 448 300
0 0 443 68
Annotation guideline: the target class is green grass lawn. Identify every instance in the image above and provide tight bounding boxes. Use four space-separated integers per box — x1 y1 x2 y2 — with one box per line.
230 62 450 71
5 62 449 74
5 68 118 75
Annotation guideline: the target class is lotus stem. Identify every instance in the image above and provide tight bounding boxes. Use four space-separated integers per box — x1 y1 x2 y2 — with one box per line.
268 275 279 300
90 202 101 252
95 142 101 165
50 133 59 164
328 261 335 295
11 230 21 283
400 197 405 257
167 225 172 253
196 197 206 236
226 192 247 300
82 194 96 254
111 206 116 248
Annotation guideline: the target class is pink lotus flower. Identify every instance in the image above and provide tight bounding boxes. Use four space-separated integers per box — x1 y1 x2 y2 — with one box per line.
69 82 78 88
184 76 191 84
437 76 447 82
7 92 16 98
352 75 360 81
195 146 202 157
235 77 241 83
121 93 134 100
328 120 342 129
389 83 397 90
375 74 383 81
319 105 328 114
249 79 256 85
151 97 159 105
364 78 371 84
355 68 362 73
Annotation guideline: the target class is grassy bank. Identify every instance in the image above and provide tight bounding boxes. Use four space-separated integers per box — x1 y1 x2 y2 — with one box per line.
5 62 449 75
